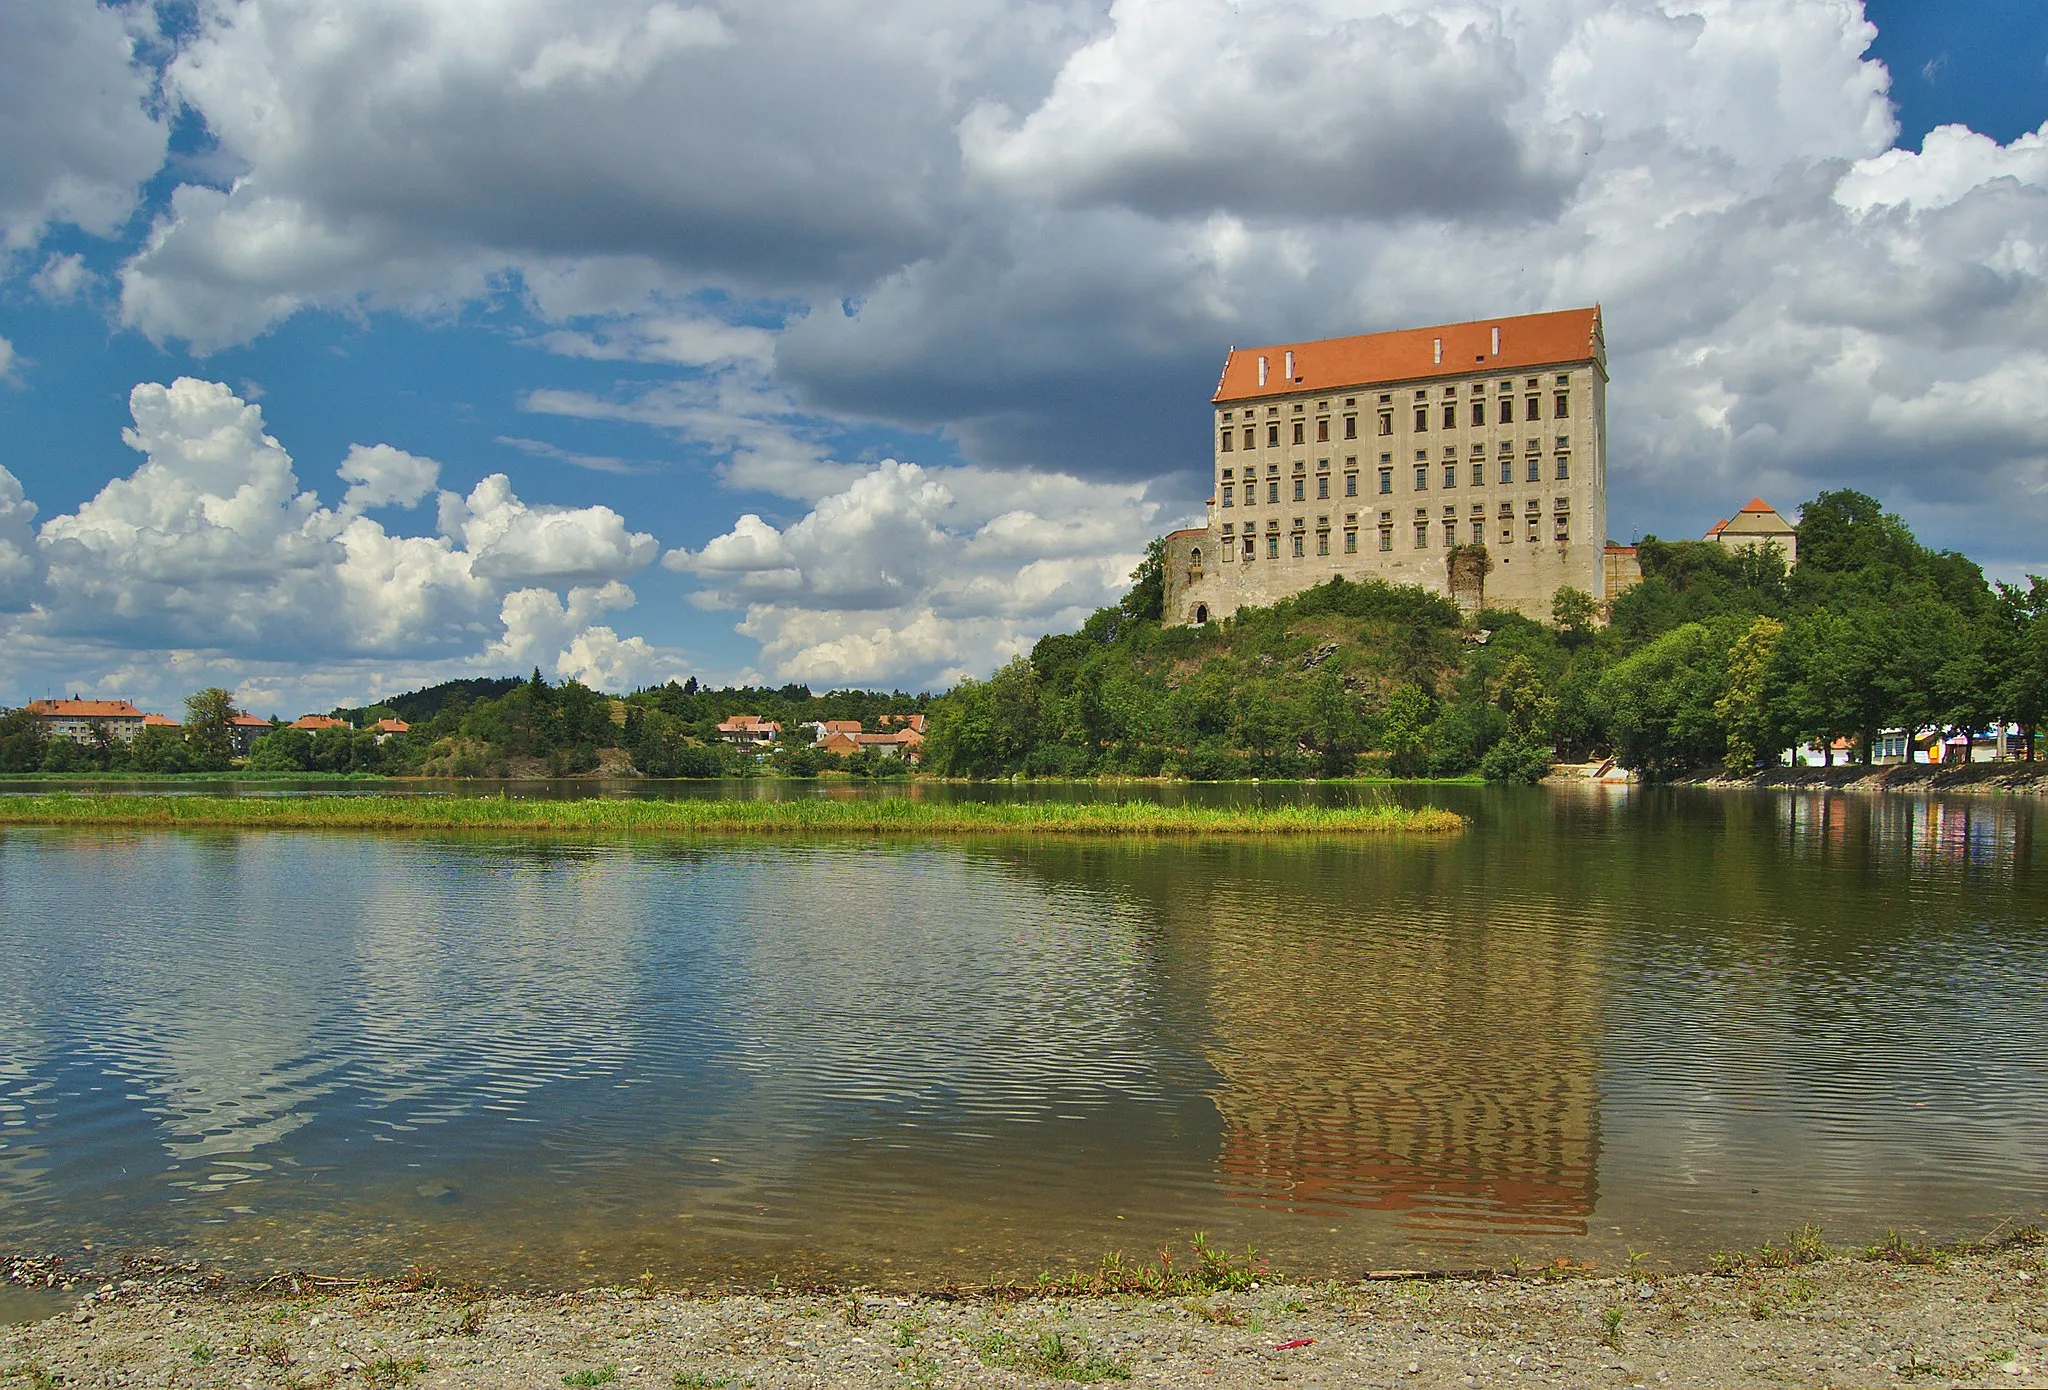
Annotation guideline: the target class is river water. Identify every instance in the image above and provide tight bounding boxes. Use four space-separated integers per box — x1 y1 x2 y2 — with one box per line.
1 785 2042 1286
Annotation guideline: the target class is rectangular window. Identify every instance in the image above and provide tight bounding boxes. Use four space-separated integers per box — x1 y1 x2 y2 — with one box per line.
1244 426 1255 449
1379 525 1393 552
1268 480 1280 504
1555 454 1570 481
1526 504 1540 543
1221 484 1233 507
1316 419 1329 443
1555 507 1571 543
1345 472 1358 497
1316 476 1329 500
1498 395 1513 424
1220 430 1233 452
1554 391 1569 419
1414 466 1429 490
1526 456 1540 483
1378 467 1392 494
1500 458 1513 485
1268 424 1280 447
1471 400 1486 427
1345 529 1358 554
1292 477 1305 502
1414 406 1429 431
1471 517 1486 545
1316 532 1330 557
1443 464 1457 488
1499 503 1514 544
1442 402 1457 429
1243 535 1255 561
1442 518 1457 546
1414 518 1429 549
1376 411 1391 436
1346 414 1359 439
1470 463 1484 488
1267 534 1280 559
1526 394 1539 420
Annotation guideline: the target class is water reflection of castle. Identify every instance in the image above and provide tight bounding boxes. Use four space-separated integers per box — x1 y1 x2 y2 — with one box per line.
1086 844 1606 1241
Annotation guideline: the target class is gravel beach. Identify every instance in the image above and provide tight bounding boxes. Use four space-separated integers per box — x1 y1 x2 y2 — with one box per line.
6 1241 2045 1389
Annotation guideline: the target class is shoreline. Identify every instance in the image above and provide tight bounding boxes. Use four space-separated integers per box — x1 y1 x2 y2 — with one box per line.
7 1234 2043 1388
0 794 1464 837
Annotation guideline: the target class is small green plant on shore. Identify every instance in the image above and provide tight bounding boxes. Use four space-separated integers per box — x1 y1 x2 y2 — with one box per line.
673 1373 735 1390
2 1363 62 1390
842 1296 871 1327
975 1329 1131 1383
561 1367 617 1387
188 1341 216 1365
1711 1223 1831 1273
365 1355 430 1386
1028 1235 1268 1299
889 1311 929 1347
1864 1230 1948 1268
894 1351 940 1386
247 1335 292 1367
1597 1306 1624 1350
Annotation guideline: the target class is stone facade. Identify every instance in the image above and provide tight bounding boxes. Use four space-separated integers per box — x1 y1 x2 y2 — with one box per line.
1165 308 1609 627
1705 497 1798 564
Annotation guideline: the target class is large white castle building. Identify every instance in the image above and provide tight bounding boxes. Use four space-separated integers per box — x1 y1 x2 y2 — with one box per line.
1163 307 1609 625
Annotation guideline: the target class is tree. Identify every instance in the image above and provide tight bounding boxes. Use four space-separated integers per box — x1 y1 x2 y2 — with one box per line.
0 708 46 772
1119 537 1167 624
1595 622 1732 775
183 688 237 771
1550 586 1598 645
1379 684 1435 777
1714 615 1785 771
923 657 1042 777
1304 669 1361 777
129 724 193 773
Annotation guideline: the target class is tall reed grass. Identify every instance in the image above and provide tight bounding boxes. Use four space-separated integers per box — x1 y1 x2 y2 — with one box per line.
0 793 1462 837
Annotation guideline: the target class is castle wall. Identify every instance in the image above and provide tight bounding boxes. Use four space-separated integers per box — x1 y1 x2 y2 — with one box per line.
1170 339 1608 626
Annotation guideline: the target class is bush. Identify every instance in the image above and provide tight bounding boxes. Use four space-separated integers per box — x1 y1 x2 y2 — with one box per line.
1479 735 1554 783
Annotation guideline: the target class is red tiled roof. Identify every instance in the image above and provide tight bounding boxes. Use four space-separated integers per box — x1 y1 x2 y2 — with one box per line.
373 718 410 734
1705 518 1729 536
229 714 272 728
1213 307 1603 403
1165 527 1207 540
1739 497 1776 514
25 698 145 719
142 713 180 727
291 715 349 731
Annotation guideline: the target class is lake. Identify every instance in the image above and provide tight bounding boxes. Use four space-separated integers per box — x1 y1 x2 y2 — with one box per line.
1 786 2043 1287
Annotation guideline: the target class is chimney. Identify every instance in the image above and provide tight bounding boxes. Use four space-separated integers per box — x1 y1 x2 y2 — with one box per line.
1491 326 1501 355
1257 355 1268 387
1432 337 1442 365
1284 350 1295 380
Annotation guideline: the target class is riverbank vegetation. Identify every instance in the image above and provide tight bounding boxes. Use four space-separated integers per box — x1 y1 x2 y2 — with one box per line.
922 489 2048 781
0 794 1463 837
4 490 2039 784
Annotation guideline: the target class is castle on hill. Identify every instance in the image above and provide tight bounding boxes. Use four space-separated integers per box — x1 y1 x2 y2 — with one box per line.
1163 307 1610 625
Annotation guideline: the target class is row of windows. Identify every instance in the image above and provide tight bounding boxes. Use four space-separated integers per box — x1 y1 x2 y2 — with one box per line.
1217 499 1572 559
1219 377 1575 451
1220 453 1571 506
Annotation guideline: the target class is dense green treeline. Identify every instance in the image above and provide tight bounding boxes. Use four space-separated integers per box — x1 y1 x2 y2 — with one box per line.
5 490 2040 783
0 671 929 779
920 491 2048 780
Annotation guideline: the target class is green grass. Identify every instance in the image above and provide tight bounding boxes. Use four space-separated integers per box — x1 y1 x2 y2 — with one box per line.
0 793 1464 838
973 1330 1130 1383
561 1367 617 1387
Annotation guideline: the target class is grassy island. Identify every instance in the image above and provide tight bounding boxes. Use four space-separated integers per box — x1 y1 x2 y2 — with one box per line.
0 793 1463 838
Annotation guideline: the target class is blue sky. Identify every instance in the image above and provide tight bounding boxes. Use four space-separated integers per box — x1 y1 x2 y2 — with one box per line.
2 0 2046 714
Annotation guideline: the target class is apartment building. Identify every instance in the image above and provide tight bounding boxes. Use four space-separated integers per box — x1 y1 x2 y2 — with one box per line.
1164 308 1609 625
24 698 150 744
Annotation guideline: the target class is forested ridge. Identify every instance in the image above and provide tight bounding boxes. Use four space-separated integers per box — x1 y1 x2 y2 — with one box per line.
919 490 2048 780
4 490 2041 782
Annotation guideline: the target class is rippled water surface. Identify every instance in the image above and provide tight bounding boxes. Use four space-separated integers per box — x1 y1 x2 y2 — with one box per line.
2 787 2044 1286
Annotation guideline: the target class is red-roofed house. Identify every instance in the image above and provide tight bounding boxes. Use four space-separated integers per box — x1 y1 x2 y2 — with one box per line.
1167 307 1609 626
716 714 781 746
141 712 180 729
371 718 410 743
290 715 350 732
25 698 148 744
1704 497 1797 564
